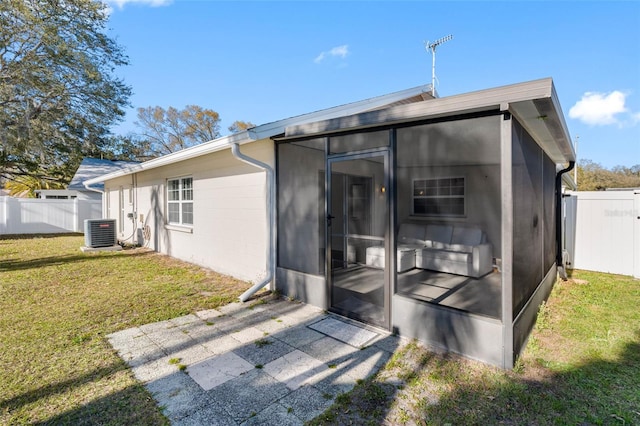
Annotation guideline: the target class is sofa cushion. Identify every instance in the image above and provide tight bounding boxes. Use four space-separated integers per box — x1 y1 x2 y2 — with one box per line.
419 247 471 263
451 227 483 246
443 243 474 253
425 224 453 244
398 223 426 246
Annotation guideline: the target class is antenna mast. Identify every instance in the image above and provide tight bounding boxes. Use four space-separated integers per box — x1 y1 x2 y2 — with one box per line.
425 34 453 97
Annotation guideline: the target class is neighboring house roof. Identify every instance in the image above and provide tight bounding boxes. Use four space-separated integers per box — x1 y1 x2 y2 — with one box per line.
84 84 434 186
69 158 140 191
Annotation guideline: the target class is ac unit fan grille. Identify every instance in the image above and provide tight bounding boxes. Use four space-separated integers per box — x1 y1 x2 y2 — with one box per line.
84 219 117 248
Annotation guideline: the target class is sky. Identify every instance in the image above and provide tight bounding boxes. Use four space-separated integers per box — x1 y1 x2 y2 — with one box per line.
105 1 640 168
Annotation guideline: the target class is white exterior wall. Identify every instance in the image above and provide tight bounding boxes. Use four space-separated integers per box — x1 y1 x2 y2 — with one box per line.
103 139 273 282
572 190 640 278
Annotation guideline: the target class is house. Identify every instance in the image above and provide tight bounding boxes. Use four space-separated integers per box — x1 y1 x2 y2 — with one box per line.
68 157 140 200
33 158 140 201
35 189 79 199
84 78 576 369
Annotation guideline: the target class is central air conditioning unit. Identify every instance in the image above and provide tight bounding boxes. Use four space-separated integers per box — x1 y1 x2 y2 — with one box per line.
84 219 117 248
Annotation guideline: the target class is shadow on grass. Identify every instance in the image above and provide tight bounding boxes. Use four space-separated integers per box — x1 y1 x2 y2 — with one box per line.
0 233 83 241
31 381 168 426
310 332 640 425
0 250 154 272
1 363 125 416
1 358 167 426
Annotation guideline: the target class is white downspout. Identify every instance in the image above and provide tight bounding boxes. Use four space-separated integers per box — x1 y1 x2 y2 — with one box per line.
83 182 106 230
231 142 276 302
83 182 104 194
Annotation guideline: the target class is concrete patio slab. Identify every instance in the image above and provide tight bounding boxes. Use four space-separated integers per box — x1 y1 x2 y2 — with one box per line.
107 296 405 425
277 384 335 422
263 349 328 391
241 402 302 426
212 368 291 422
308 317 379 348
188 351 254 391
233 337 294 366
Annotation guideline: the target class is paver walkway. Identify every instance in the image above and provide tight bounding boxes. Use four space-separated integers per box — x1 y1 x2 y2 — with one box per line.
107 297 406 425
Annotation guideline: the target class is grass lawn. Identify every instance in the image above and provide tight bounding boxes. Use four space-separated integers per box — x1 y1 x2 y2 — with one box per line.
0 234 251 425
310 270 640 425
2 235 638 425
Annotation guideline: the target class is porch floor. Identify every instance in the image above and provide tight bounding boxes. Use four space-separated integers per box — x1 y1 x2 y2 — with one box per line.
333 266 501 320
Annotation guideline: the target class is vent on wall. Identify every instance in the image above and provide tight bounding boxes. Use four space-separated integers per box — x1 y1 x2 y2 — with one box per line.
84 219 117 248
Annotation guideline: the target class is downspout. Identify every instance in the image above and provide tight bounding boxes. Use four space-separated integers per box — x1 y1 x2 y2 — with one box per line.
83 182 104 194
556 161 575 280
231 142 276 302
82 182 105 231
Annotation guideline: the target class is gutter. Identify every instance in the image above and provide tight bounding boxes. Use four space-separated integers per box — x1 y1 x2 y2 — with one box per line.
556 161 575 280
82 181 104 194
230 142 276 302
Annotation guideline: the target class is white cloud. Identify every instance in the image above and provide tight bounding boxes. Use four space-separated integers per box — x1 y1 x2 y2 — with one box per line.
569 91 629 126
106 0 173 11
314 44 349 64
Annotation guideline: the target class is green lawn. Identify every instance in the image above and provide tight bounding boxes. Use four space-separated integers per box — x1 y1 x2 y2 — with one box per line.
310 270 640 425
0 234 250 425
2 235 639 425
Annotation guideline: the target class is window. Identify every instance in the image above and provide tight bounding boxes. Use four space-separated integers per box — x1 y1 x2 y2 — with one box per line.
167 177 193 226
413 177 465 216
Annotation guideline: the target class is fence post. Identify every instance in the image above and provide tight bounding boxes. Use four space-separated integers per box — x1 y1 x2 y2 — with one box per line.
74 198 79 233
0 197 6 235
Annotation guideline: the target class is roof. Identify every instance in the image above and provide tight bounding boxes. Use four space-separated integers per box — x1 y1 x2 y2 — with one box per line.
282 78 575 164
68 158 140 191
84 84 434 186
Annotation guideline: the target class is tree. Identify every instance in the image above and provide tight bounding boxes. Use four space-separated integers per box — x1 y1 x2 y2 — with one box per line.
228 120 256 134
135 105 221 156
90 134 153 162
577 159 640 190
0 0 131 186
4 175 65 198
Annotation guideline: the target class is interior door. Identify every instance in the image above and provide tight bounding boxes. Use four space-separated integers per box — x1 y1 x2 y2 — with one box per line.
327 152 389 328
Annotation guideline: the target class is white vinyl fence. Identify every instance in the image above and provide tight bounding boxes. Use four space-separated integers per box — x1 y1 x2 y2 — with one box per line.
0 197 102 235
570 190 640 278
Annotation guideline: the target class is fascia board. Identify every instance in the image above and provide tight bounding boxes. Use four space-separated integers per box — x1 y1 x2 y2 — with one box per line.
250 84 432 139
283 78 555 138
280 77 575 164
84 132 253 185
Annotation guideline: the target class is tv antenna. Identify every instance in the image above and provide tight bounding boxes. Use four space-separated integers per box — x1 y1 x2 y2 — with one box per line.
425 34 453 97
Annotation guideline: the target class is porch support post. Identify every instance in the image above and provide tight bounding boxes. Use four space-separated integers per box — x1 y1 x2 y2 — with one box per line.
323 137 331 310
387 128 397 330
500 104 514 369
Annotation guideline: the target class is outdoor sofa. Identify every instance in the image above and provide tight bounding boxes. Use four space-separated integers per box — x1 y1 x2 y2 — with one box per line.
365 223 493 278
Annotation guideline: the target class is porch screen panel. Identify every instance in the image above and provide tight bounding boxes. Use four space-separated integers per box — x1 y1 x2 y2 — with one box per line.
330 130 389 154
277 138 326 275
395 115 503 319
543 153 556 273
512 121 544 319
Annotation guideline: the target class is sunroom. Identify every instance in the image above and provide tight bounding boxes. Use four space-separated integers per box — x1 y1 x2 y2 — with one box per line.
275 78 575 368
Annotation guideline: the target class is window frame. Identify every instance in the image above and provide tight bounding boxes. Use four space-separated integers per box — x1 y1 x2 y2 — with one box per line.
412 176 466 217
166 176 194 226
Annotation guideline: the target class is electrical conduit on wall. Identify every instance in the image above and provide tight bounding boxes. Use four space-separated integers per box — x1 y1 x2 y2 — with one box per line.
231 142 276 302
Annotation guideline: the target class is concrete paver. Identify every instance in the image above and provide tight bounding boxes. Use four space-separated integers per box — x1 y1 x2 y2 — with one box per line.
107 296 403 425
188 351 254 391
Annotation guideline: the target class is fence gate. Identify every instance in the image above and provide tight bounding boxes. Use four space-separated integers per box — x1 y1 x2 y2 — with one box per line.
572 190 640 278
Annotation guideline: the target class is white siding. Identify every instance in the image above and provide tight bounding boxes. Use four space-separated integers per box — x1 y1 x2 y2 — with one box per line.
102 139 273 282
573 190 640 278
